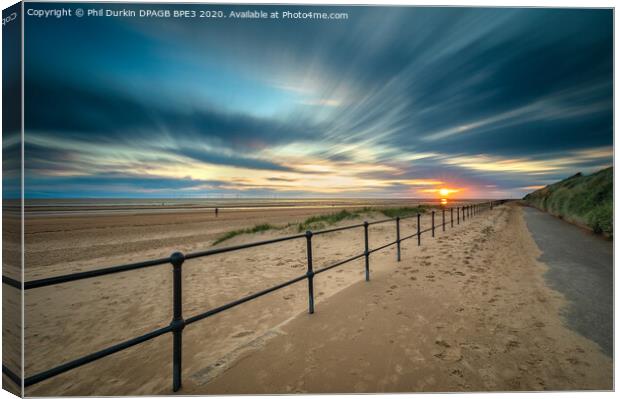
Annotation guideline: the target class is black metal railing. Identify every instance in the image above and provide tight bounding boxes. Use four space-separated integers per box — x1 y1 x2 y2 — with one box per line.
2 200 505 392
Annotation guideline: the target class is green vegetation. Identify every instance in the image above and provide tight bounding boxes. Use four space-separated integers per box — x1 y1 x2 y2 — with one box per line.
212 205 431 245
523 167 613 237
295 206 428 232
212 223 280 245
379 206 428 219
296 209 361 232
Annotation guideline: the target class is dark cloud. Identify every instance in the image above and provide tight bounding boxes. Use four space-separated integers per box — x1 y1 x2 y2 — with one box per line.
178 148 292 172
25 77 322 151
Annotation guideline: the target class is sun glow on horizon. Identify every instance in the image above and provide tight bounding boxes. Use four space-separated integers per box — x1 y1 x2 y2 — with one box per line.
422 187 460 197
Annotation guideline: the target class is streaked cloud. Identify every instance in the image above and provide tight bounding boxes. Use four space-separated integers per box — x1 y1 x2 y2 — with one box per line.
422 83 612 142
442 147 612 174
22 5 612 198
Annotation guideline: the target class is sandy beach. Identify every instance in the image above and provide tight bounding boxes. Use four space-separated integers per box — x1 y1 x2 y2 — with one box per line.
194 204 612 393
17 202 612 395
21 201 436 395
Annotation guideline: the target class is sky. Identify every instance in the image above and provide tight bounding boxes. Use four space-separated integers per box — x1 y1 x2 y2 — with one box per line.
20 4 613 199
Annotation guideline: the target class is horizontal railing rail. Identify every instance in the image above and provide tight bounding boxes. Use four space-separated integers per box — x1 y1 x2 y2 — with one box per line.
2 201 506 392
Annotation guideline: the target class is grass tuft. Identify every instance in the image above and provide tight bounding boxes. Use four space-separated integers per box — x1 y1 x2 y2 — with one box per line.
297 210 360 232
379 206 427 218
212 223 278 245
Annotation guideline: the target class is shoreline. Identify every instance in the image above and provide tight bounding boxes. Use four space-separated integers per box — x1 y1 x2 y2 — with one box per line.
20 198 496 217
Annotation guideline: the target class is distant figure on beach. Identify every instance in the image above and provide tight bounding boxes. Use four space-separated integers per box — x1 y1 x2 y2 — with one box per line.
215 207 219 217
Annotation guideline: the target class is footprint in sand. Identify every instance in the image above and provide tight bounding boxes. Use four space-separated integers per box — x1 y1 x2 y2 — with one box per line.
232 330 254 338
451 369 464 378
504 339 520 352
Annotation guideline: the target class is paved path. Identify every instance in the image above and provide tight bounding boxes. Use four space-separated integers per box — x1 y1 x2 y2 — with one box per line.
522 206 613 357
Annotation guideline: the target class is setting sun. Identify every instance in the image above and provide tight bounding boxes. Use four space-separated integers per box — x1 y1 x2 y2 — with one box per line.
438 188 459 197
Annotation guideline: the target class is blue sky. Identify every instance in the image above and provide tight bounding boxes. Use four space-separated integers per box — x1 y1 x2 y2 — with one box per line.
20 4 613 199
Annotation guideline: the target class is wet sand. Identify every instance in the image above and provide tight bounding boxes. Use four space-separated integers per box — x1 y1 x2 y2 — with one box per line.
20 203 611 395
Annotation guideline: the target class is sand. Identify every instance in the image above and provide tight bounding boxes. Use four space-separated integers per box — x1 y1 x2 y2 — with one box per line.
2 212 22 397
192 204 613 393
16 203 612 395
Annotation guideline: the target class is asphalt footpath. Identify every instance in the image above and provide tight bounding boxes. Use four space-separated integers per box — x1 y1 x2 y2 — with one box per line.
522 206 613 358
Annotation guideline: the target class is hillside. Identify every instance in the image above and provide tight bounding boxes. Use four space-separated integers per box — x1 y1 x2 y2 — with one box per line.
523 167 613 237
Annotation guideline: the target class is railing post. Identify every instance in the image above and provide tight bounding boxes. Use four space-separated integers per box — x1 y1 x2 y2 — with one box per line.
442 209 445 232
457 207 460 224
364 221 370 281
170 252 186 393
396 217 401 262
417 213 421 246
451 208 454 227
305 231 315 314
431 211 435 237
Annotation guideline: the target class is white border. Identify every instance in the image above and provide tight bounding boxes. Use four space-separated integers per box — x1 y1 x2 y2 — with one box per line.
0 1 616 399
